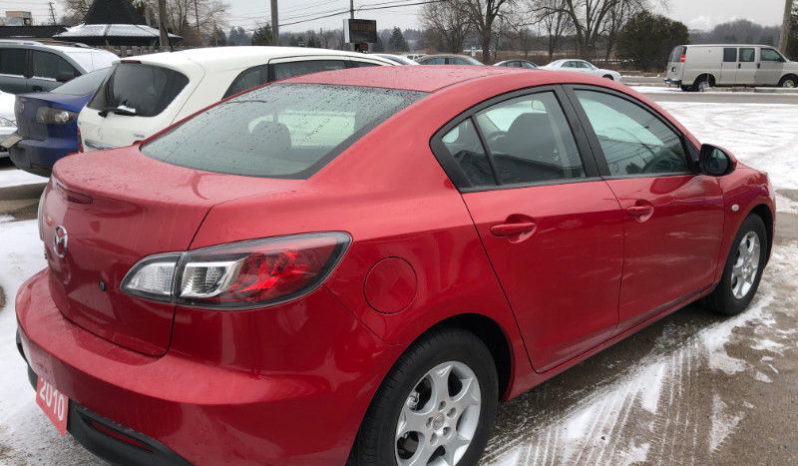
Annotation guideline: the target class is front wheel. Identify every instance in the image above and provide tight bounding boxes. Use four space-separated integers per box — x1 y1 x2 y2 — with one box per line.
348 328 498 466
705 214 768 315
779 75 797 88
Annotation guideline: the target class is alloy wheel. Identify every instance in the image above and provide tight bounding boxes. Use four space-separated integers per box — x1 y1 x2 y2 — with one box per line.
395 361 481 466
730 231 761 299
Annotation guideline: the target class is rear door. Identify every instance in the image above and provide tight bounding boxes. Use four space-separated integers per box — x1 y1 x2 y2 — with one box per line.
29 50 80 93
719 47 738 85
756 48 785 86
736 47 757 85
432 87 624 371
666 46 685 83
568 86 724 329
0 48 29 94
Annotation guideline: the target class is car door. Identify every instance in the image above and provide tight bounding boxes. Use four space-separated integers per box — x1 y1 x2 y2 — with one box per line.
29 50 79 92
0 48 30 94
432 87 624 371
756 48 785 86
735 47 757 85
719 47 738 85
568 86 724 330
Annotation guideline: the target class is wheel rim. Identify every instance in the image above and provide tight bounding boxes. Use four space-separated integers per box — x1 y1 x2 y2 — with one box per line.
783 79 796 88
698 80 710 91
395 361 481 466
730 231 761 300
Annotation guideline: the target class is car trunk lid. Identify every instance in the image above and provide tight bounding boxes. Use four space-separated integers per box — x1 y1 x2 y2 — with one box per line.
42 149 294 355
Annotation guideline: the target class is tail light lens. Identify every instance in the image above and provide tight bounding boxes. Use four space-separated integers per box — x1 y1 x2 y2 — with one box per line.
121 232 350 309
76 127 83 153
680 53 686 63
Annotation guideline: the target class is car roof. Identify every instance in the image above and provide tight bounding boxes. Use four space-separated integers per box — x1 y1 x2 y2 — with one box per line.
129 46 393 70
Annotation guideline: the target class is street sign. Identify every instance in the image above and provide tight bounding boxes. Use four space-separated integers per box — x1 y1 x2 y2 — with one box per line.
344 19 377 43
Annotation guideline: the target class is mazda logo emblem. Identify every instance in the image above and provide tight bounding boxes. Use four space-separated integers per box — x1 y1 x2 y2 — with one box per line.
53 225 68 259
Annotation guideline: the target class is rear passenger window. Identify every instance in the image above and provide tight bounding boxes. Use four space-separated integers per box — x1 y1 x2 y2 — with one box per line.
0 49 26 76
475 92 585 184
348 61 379 68
272 60 345 81
225 65 268 98
32 51 77 80
740 48 755 62
723 48 737 62
424 57 446 65
576 90 689 177
441 119 494 186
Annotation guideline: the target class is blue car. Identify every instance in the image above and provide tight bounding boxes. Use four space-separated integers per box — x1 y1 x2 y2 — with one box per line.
8 68 110 176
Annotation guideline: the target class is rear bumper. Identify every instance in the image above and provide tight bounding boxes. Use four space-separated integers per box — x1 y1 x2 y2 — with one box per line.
9 137 77 177
16 269 399 465
664 78 682 85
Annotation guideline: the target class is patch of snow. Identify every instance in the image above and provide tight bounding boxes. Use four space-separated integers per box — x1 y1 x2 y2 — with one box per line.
638 361 667 414
0 169 48 189
709 394 743 452
753 371 772 383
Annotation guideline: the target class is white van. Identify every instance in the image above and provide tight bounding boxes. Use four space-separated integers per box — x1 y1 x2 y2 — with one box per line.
78 47 394 151
665 44 798 91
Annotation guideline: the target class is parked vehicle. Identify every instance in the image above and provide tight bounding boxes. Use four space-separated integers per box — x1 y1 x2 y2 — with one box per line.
6 68 110 176
77 46 394 152
494 59 538 69
542 59 621 80
17 66 774 466
665 44 798 91
0 90 16 158
417 54 484 65
375 53 419 65
0 40 117 94
405 53 425 61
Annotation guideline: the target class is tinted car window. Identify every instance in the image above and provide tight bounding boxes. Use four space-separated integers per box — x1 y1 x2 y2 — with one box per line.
761 48 783 62
32 51 78 80
0 49 26 76
88 63 188 117
740 48 756 62
348 61 379 68
142 84 426 179
521 62 536 69
441 119 494 186
423 57 446 65
723 48 737 62
669 46 685 63
576 90 688 176
52 68 110 95
475 92 585 184
272 60 346 81
225 64 268 98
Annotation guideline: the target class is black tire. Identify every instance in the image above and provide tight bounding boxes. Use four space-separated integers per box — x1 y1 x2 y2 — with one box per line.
681 84 695 92
602 74 614 80
348 328 498 466
705 214 768 316
694 76 711 92
778 75 797 88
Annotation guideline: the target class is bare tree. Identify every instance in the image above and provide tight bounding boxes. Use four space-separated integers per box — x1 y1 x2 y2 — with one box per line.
602 0 643 59
421 0 473 54
532 0 571 60
58 0 91 23
143 0 228 45
457 0 515 63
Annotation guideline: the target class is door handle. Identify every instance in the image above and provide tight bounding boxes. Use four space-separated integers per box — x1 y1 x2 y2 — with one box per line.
490 221 537 237
738 63 741 69
625 204 655 222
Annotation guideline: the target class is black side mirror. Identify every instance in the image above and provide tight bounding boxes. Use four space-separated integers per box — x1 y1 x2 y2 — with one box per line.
56 72 76 83
699 144 735 176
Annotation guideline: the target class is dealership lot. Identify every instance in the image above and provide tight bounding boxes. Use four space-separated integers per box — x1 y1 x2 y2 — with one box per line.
0 90 796 465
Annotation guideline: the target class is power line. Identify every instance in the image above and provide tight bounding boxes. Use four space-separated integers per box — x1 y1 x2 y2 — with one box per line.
278 0 443 27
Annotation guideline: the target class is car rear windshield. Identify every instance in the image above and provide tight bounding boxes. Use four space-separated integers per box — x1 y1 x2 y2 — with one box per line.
88 63 188 117
669 46 685 63
52 68 110 96
141 83 426 178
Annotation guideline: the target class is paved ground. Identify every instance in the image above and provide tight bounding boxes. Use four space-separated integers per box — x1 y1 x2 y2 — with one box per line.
0 94 796 465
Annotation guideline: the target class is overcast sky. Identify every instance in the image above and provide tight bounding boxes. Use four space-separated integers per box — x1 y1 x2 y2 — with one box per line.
223 0 786 33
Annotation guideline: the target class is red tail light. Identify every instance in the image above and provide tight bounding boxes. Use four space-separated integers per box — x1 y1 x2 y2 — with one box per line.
121 232 350 309
76 127 83 153
680 53 686 63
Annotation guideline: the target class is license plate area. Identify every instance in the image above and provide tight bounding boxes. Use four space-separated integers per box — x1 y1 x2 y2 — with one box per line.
36 376 69 436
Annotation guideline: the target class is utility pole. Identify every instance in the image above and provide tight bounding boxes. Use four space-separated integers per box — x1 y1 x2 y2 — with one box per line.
779 0 794 53
271 0 279 45
193 0 200 34
350 0 355 19
158 0 169 48
48 2 56 25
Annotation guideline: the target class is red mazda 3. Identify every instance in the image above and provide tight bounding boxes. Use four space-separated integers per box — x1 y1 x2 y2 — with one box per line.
16 66 774 465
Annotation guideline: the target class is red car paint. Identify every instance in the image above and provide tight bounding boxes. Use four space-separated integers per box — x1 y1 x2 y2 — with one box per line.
17 66 774 465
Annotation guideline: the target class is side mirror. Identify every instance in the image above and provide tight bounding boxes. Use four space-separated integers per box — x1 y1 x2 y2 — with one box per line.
56 72 76 83
699 143 736 176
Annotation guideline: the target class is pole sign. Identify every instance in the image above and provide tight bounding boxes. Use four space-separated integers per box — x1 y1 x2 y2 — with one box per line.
344 19 377 43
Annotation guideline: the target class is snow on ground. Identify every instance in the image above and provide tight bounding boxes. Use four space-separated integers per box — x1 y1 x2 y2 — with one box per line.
0 168 47 189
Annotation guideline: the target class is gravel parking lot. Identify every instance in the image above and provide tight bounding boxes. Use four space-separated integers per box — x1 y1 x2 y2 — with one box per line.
1 93 796 465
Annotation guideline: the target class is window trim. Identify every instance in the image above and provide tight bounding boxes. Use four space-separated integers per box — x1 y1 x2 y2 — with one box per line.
562 84 699 180
429 84 603 193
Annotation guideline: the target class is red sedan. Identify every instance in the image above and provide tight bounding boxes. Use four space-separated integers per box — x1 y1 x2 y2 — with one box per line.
16 66 774 465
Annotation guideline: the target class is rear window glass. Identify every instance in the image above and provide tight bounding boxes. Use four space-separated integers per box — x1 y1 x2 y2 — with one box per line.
668 46 685 63
52 68 110 95
142 83 426 179
88 63 188 117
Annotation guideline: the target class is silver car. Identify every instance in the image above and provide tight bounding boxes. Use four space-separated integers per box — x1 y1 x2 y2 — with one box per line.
541 59 621 81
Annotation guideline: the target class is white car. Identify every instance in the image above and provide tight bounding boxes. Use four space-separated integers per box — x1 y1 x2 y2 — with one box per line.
0 90 16 158
541 59 621 81
78 47 395 152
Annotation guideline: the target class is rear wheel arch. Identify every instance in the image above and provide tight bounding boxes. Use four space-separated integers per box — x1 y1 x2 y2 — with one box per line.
694 73 715 89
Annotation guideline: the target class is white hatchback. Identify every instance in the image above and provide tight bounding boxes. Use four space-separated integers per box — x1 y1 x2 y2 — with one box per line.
77 47 394 152
541 59 621 81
